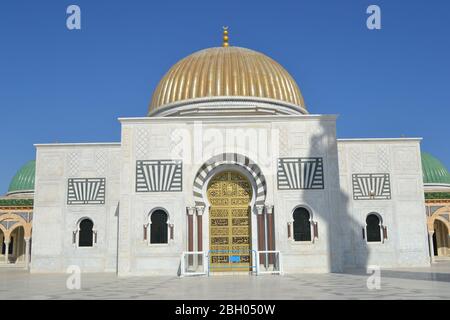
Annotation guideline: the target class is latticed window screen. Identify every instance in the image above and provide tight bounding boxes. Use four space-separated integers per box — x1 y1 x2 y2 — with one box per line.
67 178 106 205
293 207 312 241
352 174 391 200
277 158 324 190
136 160 182 192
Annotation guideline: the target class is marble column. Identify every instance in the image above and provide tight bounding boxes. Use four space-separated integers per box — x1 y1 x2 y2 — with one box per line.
143 224 148 241
196 206 205 266
169 224 174 241
256 205 266 266
195 206 204 252
428 231 435 263
265 205 274 265
287 222 292 240
187 207 196 266
24 238 30 269
4 239 10 264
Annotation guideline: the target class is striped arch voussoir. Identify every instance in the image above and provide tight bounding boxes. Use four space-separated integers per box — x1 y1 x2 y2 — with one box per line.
193 153 267 207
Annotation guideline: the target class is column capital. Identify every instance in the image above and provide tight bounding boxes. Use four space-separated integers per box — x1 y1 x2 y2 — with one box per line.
195 206 205 216
187 207 196 216
24 237 31 242
256 205 265 215
265 205 274 214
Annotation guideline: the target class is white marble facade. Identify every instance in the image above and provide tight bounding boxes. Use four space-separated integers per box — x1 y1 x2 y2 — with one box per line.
337 139 430 269
31 144 121 272
30 113 430 275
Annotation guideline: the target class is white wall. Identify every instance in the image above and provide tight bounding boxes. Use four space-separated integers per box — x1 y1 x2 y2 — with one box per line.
337 139 430 269
117 114 343 275
30 117 430 275
271 116 343 273
31 144 121 273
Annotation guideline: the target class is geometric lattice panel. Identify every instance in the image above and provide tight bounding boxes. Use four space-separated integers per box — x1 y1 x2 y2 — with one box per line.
352 173 391 200
136 160 182 192
277 158 324 190
67 178 106 205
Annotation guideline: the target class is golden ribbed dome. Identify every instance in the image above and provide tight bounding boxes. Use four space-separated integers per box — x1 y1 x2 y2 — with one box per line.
149 46 305 114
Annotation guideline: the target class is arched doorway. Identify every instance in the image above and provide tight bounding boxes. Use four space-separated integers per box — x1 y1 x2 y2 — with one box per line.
207 171 253 272
7 226 26 263
433 220 449 257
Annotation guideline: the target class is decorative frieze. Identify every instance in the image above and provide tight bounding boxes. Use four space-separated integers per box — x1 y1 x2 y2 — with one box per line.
0 198 33 208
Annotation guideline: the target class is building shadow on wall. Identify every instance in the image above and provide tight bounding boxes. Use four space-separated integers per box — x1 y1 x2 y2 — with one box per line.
309 118 369 274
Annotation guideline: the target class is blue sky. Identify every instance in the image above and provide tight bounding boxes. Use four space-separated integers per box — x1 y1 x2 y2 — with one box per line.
0 0 449 193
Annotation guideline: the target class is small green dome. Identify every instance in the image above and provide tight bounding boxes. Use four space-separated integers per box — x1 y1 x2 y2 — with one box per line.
421 153 450 185
7 160 36 195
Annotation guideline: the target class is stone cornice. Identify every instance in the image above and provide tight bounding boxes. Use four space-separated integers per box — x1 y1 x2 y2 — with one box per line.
34 142 121 148
148 96 308 117
337 138 422 143
119 114 338 124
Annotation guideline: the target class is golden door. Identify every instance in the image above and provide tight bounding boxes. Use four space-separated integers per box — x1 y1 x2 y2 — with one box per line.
207 171 252 271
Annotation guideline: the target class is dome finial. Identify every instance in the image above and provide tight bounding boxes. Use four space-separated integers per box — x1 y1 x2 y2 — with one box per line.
222 26 229 47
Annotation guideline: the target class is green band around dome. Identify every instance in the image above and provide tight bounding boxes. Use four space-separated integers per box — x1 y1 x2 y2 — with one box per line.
421 153 450 185
7 160 36 195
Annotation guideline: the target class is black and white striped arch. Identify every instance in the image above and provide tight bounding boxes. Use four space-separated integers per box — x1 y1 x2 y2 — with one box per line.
193 153 267 207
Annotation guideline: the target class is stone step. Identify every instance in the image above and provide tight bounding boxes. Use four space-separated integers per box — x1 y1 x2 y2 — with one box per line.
0 263 26 268
434 257 450 261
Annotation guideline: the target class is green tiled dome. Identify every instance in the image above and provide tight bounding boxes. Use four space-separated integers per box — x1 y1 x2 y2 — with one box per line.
421 153 450 185
7 160 36 195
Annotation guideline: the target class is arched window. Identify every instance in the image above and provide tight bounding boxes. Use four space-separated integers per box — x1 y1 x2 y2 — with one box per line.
150 210 168 244
78 219 94 247
293 207 311 242
366 214 382 242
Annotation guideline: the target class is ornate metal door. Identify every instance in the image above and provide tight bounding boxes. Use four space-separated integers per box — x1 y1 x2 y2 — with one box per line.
207 171 252 271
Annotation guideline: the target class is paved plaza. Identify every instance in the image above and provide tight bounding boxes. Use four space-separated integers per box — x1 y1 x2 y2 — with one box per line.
0 261 449 300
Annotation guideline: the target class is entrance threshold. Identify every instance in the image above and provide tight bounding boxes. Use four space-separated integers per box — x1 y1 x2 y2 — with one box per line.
180 250 283 277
